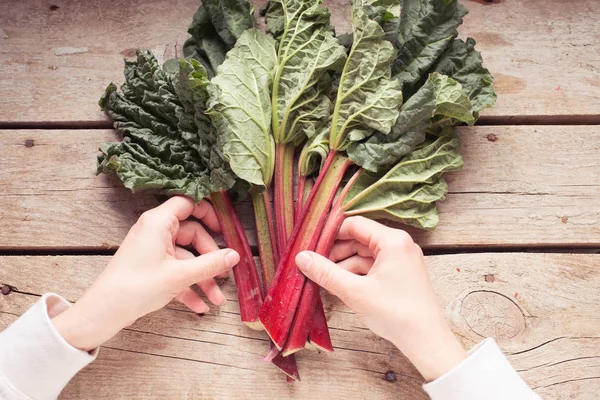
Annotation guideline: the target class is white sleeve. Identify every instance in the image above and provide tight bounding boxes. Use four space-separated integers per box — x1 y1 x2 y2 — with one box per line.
0 293 98 400
423 338 540 400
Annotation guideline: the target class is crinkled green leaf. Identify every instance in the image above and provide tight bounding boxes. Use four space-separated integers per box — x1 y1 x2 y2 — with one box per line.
207 29 278 188
348 72 473 171
204 0 254 48
98 51 236 202
430 37 497 117
389 0 467 99
183 0 254 77
261 0 286 42
298 123 330 177
270 0 347 145
342 134 463 229
349 180 447 230
351 0 400 23
329 8 403 151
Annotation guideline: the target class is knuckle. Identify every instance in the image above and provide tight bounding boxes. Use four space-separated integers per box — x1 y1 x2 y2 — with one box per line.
413 243 423 256
392 230 414 250
136 210 160 228
317 265 337 291
203 255 223 277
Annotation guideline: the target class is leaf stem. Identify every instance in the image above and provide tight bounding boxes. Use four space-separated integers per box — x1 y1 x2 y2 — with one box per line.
251 188 279 291
274 142 296 256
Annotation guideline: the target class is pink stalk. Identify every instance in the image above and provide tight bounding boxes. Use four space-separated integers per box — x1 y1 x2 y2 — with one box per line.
283 170 362 355
260 152 352 349
210 191 263 330
251 189 300 380
295 174 307 224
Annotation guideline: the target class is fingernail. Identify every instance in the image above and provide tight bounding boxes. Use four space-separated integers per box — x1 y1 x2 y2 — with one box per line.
296 252 313 272
225 250 240 268
197 304 209 314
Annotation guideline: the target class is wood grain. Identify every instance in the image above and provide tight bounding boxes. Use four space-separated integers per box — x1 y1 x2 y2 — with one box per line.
0 126 598 251
1 253 598 399
1 0 599 123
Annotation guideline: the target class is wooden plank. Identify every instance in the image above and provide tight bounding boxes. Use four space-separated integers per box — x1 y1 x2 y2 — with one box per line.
0 126 599 250
1 253 598 399
1 0 599 123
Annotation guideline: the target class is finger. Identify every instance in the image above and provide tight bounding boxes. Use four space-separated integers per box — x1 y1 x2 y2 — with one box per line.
154 196 195 221
176 220 219 254
296 251 362 299
175 246 228 280
337 255 374 275
198 279 226 305
175 249 240 285
338 216 414 256
329 240 372 262
193 200 221 233
176 288 209 314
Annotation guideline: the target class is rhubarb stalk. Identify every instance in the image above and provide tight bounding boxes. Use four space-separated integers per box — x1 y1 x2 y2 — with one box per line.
249 188 300 380
251 189 279 290
260 151 352 349
210 190 263 330
295 170 333 353
283 170 362 355
274 143 295 254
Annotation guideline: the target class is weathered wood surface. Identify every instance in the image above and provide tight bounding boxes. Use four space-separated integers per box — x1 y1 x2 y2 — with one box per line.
1 253 598 399
1 126 598 251
1 0 599 123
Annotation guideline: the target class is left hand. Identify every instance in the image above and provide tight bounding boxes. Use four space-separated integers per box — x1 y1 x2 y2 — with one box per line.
52 196 240 351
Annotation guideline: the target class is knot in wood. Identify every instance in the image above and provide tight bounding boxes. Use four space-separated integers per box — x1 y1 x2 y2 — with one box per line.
460 291 525 341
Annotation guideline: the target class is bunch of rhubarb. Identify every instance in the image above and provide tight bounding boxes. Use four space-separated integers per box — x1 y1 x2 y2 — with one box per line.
97 0 496 381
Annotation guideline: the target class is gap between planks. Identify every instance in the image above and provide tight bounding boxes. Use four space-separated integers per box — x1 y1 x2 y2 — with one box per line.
0 246 598 258
2 114 600 130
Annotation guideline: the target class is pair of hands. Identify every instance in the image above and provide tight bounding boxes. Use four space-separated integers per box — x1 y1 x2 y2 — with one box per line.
52 197 466 381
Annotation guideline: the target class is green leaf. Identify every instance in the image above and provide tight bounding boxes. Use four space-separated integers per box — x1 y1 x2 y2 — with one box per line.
207 29 278 188
204 0 254 48
430 37 497 117
98 51 236 202
298 123 330 177
329 8 403 151
183 0 254 77
343 134 463 229
261 0 286 42
348 72 473 171
349 180 447 230
389 0 467 99
269 0 346 146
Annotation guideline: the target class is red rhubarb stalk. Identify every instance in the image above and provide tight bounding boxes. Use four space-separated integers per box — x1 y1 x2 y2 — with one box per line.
295 171 333 353
260 151 352 349
283 170 362 356
250 189 300 380
210 190 263 330
295 173 307 224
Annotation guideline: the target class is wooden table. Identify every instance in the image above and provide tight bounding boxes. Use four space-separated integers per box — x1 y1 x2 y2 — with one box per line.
1 0 599 398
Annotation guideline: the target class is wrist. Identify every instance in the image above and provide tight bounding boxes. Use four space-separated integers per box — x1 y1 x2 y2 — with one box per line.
52 291 124 352
391 315 467 381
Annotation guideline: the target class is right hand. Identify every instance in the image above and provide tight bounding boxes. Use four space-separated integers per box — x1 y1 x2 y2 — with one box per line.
295 216 467 381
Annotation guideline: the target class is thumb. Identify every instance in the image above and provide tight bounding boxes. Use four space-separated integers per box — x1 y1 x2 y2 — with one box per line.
177 249 239 285
296 251 362 300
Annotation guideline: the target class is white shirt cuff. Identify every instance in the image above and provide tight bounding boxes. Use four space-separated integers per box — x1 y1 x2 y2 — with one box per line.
0 293 98 400
423 338 540 400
